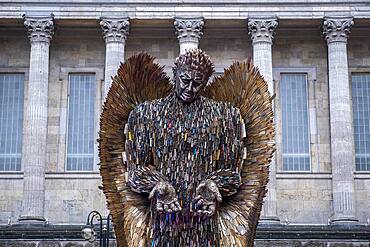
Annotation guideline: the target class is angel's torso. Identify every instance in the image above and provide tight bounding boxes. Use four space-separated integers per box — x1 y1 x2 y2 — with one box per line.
126 93 243 245
127 93 243 206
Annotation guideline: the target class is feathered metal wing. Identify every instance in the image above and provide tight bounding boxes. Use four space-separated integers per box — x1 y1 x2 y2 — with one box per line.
99 53 274 247
202 60 275 247
98 53 172 246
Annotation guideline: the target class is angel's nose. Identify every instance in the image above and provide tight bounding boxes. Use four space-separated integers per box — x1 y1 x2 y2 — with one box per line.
187 80 195 90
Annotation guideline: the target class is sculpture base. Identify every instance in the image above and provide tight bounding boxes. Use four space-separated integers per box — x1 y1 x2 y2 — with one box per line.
259 216 281 225
16 216 47 226
330 217 358 225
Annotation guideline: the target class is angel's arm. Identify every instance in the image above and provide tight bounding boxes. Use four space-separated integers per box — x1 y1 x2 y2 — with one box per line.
127 165 167 194
193 164 242 216
193 108 244 215
125 107 181 212
125 106 167 193
207 107 245 197
204 168 241 197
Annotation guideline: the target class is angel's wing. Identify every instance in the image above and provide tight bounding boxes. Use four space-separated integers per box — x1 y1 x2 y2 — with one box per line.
202 60 275 247
98 53 172 246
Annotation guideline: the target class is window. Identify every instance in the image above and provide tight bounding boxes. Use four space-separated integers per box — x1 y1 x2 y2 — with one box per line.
66 73 96 171
352 73 370 171
280 73 310 171
0 73 24 171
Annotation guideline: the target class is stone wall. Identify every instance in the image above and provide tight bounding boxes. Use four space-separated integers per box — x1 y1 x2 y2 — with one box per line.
44 177 105 224
0 29 29 225
273 27 331 173
0 20 369 227
355 178 370 224
272 27 332 224
0 178 23 224
344 26 370 225
47 28 105 173
277 178 332 224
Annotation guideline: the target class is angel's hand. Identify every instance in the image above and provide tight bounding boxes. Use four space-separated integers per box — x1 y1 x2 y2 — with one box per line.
192 179 222 217
149 181 182 213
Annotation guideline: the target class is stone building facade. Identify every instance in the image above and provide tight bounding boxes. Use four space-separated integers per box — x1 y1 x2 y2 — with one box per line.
0 1 369 246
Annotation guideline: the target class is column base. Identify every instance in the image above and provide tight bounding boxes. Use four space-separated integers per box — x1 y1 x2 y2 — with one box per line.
330 217 358 225
259 216 281 225
17 215 47 225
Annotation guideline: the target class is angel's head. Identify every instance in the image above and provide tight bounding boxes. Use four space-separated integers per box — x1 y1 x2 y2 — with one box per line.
173 49 215 103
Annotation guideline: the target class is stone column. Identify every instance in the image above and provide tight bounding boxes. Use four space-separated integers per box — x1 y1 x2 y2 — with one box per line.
174 17 204 55
322 17 358 224
100 17 130 99
20 15 54 222
248 17 279 223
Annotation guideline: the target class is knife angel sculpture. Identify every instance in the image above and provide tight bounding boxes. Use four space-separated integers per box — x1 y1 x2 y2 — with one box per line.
99 49 274 247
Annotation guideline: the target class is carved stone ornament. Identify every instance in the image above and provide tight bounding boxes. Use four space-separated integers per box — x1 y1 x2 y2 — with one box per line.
23 15 54 44
322 17 354 44
248 18 278 45
174 18 204 44
100 18 130 43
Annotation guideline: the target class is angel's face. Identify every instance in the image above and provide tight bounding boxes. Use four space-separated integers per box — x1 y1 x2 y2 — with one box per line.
175 68 208 103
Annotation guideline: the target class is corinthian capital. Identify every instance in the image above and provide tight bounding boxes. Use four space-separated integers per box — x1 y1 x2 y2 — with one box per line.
322 17 354 44
23 15 54 44
248 18 278 45
174 18 204 44
100 18 130 43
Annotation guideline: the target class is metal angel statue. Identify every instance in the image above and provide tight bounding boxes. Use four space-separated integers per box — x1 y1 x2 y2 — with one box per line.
99 49 275 247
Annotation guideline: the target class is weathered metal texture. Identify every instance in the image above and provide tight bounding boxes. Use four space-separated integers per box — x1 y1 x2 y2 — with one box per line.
99 53 172 246
99 52 274 247
203 60 275 246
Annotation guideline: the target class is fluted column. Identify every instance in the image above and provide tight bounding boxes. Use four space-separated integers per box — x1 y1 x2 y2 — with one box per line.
174 17 204 55
20 15 54 221
100 17 129 99
248 17 279 223
322 17 357 224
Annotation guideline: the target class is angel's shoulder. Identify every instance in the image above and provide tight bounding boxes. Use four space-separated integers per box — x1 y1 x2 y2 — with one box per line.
201 96 242 119
128 97 167 121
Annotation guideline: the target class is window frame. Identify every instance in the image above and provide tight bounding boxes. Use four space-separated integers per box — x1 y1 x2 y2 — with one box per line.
0 72 26 172
273 67 317 173
349 68 370 173
0 68 28 174
59 67 104 173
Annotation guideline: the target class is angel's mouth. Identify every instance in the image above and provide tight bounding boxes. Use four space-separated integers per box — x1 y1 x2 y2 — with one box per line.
183 92 192 98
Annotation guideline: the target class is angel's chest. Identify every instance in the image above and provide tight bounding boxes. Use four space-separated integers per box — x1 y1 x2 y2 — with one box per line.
151 113 224 153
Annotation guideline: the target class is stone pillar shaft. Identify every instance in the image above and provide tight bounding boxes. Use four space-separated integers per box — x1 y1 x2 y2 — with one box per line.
253 42 273 92
323 17 357 223
248 17 279 223
104 41 125 98
174 18 204 54
21 15 54 220
100 18 129 99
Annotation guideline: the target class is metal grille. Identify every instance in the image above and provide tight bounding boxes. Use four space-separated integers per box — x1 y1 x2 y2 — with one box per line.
0 73 24 171
66 74 95 171
280 73 310 171
352 73 370 171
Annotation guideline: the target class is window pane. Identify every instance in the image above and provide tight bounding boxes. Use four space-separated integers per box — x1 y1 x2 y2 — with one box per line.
0 73 24 171
281 73 310 171
352 73 370 171
67 74 95 171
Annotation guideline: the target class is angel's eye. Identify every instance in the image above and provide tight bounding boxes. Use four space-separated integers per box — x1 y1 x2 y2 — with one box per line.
180 76 191 83
195 78 203 84
193 81 201 86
